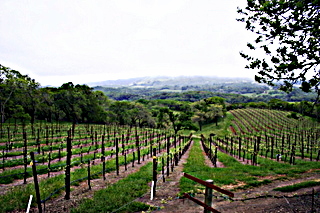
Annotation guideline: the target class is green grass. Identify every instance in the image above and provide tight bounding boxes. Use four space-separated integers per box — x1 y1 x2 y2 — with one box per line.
72 162 154 213
274 180 320 192
180 137 320 196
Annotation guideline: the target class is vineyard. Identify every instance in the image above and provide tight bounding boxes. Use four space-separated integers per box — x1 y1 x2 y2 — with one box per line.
0 108 320 212
201 109 320 174
227 109 320 164
0 123 194 212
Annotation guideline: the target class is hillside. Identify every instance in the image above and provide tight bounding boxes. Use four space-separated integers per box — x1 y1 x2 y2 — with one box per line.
87 76 253 87
92 76 317 103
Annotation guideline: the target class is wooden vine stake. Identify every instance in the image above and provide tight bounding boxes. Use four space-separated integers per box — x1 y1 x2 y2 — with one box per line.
214 146 218 167
23 131 28 184
65 133 72 200
238 137 242 158
122 134 125 155
101 134 106 180
30 152 42 213
204 180 214 213
2 149 4 171
124 152 127 171
45 126 49 145
88 160 91 190
152 148 157 198
136 135 141 164
132 151 135 167
162 157 165 182
48 152 51 177
116 138 119 175
7 126 10 151
166 137 170 177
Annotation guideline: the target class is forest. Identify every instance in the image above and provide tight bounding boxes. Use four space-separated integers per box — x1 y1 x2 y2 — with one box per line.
1 64 319 136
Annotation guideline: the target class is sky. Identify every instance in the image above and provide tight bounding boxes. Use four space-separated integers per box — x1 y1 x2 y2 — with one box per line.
0 0 258 87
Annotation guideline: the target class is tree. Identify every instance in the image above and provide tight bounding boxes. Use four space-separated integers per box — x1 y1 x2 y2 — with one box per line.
191 97 226 129
155 107 170 129
191 110 206 131
237 0 320 101
191 100 208 130
15 75 40 126
37 87 56 122
0 65 24 124
108 101 133 125
53 83 109 124
166 109 183 135
268 98 289 110
206 104 224 126
0 65 38 136
54 82 83 123
128 103 155 128
11 105 31 128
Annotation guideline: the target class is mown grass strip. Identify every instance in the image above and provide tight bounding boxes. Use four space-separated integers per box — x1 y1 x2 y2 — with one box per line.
274 180 320 192
72 162 154 213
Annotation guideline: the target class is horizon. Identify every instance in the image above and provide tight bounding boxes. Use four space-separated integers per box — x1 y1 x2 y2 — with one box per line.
38 75 255 88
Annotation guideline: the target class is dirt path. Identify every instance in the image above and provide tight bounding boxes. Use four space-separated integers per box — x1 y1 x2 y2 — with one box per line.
199 141 225 168
214 172 320 213
136 140 204 213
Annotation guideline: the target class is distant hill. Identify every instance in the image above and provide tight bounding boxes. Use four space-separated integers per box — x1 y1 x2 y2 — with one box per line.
92 75 317 103
87 76 254 87
87 77 145 87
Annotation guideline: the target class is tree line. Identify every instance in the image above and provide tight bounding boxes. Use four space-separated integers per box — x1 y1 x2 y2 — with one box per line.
1 64 319 137
94 84 317 103
0 65 226 135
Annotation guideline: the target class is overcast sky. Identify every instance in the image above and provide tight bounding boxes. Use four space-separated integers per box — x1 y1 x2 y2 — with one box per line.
0 0 257 86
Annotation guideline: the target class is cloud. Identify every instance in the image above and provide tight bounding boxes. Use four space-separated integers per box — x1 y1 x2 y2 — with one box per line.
0 0 256 86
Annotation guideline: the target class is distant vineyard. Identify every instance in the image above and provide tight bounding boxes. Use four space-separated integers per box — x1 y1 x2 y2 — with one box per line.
204 109 320 165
